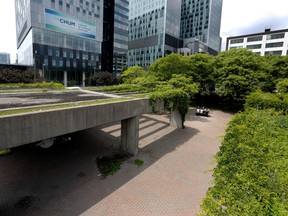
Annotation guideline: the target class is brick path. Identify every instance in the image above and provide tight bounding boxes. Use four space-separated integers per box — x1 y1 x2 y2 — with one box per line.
0 109 232 216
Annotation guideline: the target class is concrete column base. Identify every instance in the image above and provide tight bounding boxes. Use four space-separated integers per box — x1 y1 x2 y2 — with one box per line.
64 71 67 87
170 110 183 129
82 72 85 87
121 116 139 155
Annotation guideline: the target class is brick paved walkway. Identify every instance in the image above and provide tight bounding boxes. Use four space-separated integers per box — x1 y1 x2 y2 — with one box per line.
0 109 232 216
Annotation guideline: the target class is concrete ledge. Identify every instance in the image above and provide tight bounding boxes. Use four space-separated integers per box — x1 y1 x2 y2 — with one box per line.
0 98 164 150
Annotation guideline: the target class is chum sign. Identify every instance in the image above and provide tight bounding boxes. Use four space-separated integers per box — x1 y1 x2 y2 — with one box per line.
45 8 96 39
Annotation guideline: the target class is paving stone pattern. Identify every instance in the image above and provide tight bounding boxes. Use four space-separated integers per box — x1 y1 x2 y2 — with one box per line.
0 109 232 216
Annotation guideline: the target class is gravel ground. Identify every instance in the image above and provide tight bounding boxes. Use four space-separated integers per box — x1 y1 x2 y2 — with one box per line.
0 91 111 109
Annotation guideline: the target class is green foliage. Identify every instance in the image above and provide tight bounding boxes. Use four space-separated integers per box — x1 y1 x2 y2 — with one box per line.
276 78 288 93
96 155 123 178
149 89 189 128
150 53 192 80
134 159 144 167
0 82 64 89
213 49 270 107
200 109 288 215
0 67 43 84
264 55 288 85
131 74 160 89
120 66 147 83
86 71 119 86
245 91 288 114
98 83 149 93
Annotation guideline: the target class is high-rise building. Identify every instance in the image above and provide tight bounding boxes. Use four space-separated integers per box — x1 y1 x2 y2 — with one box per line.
180 0 223 55
0 52 11 64
226 28 288 56
102 0 129 74
15 0 104 85
128 0 222 67
128 0 182 67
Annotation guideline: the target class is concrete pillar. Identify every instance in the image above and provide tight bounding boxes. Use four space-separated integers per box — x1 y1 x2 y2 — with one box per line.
121 116 139 155
82 72 85 87
170 110 183 129
64 71 67 87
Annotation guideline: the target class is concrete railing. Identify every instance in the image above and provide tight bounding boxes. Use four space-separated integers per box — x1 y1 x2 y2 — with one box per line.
0 98 164 155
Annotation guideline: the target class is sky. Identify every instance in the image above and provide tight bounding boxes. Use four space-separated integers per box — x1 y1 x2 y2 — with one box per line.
0 0 288 63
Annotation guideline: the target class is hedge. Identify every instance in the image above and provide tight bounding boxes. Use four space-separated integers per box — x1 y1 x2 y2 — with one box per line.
245 91 288 114
200 109 288 215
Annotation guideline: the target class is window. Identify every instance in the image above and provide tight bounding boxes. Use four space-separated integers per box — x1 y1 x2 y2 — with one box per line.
230 38 244 44
265 50 282 56
247 36 262 42
246 44 262 49
267 33 285 40
265 42 283 48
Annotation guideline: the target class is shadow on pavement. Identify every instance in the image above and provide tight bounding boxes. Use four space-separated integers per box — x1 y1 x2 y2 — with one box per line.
0 114 199 216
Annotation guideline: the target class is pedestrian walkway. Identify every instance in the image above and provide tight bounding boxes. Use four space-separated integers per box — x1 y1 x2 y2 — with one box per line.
0 109 232 216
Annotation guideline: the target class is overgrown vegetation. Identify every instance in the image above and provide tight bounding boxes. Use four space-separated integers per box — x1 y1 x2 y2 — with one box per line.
149 89 190 128
0 67 43 83
0 82 64 89
200 92 288 215
96 154 129 178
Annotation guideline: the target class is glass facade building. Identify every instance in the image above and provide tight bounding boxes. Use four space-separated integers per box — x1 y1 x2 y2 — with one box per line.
180 0 223 54
102 0 129 74
128 0 182 67
15 0 103 85
128 0 222 67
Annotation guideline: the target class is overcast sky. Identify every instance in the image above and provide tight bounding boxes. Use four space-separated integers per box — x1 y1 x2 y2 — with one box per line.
0 0 288 63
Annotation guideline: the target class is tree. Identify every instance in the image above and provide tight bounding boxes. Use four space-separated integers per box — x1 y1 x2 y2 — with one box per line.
186 53 214 95
120 66 147 83
86 71 118 86
213 48 270 106
149 53 192 80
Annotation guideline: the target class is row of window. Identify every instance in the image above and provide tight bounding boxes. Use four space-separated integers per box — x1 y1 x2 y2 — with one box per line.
230 33 286 44
245 42 284 49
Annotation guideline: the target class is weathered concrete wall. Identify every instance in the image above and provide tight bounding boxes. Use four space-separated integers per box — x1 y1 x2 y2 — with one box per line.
0 98 164 150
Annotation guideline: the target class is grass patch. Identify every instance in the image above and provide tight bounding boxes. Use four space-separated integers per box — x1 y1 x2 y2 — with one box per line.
96 154 129 178
134 159 144 167
0 97 134 116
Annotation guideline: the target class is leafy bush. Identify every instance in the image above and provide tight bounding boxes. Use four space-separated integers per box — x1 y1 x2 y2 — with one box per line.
98 83 149 93
245 91 288 114
0 67 43 83
200 109 288 215
276 78 288 93
0 82 64 89
86 71 119 86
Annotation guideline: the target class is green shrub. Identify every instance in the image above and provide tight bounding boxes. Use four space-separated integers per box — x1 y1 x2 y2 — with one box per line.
276 78 288 93
245 91 288 114
98 83 149 93
0 82 64 89
200 109 288 215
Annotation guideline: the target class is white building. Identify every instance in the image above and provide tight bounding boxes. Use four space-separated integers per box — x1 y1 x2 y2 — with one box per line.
226 28 288 56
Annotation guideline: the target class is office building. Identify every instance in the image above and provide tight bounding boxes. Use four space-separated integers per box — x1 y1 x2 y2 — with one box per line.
15 0 104 85
128 0 223 67
226 28 288 56
128 0 182 67
0 52 11 64
102 0 129 75
180 0 223 55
